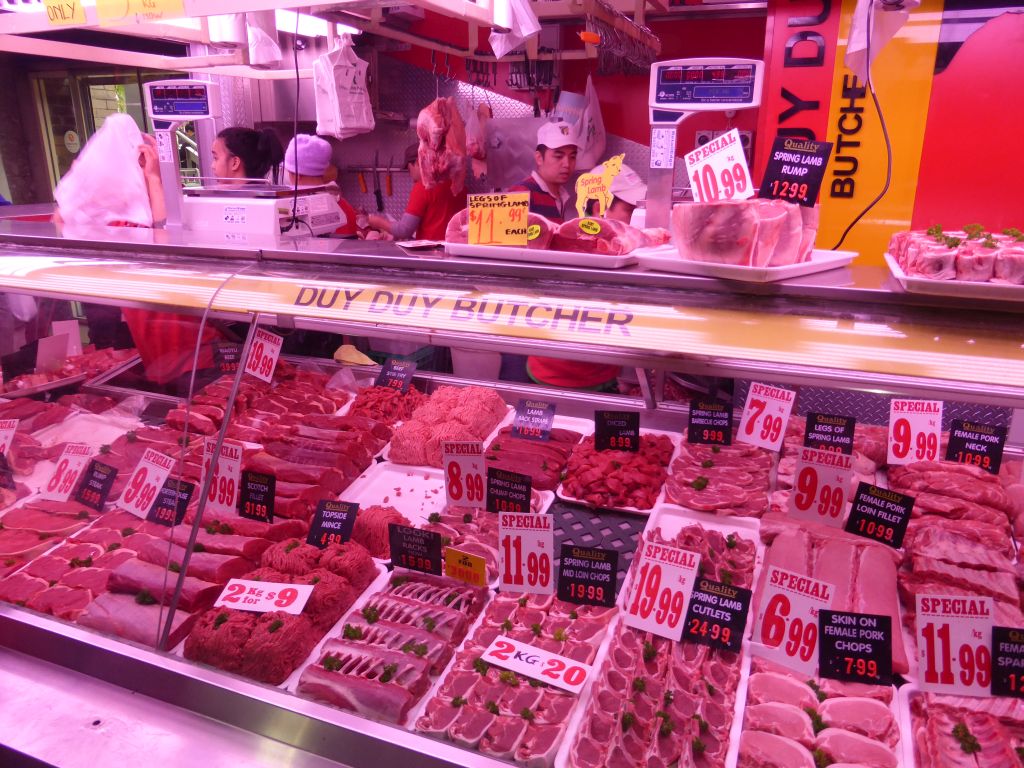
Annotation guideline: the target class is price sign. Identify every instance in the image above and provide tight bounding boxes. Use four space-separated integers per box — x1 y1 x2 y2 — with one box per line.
845 483 914 549
803 412 856 455
687 399 732 446
213 341 242 375
120 447 174 519
737 382 796 452
623 540 700 641
594 410 639 452
946 420 1006 475
307 500 359 548
467 192 530 246
73 460 118 512
917 594 993 696
818 610 893 686
239 470 275 523
374 358 417 392
486 467 532 514
991 626 1024 698
443 441 485 508
214 578 313 615
557 544 618 608
146 478 195 527
787 447 854 528
482 635 593 694
683 128 754 203
0 419 18 455
498 512 554 595
243 328 283 383
684 578 751 653
40 443 92 502
888 398 943 466
389 523 442 575
511 399 555 442
202 438 242 517
753 566 834 676
444 547 487 588
0 454 14 492
757 136 833 207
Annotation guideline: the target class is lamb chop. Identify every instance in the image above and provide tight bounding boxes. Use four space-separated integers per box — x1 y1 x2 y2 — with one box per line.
417 98 467 195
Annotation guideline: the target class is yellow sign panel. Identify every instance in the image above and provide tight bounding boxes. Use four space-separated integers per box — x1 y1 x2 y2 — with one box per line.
575 153 624 218
44 0 86 26
468 193 530 246
96 0 185 25
444 548 487 588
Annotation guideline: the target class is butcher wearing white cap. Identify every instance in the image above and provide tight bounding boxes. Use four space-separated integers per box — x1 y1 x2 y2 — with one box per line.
508 120 578 223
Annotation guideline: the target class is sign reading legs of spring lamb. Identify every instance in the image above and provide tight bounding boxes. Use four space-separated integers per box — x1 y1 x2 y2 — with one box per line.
467 192 530 246
622 539 700 641
557 544 618 608
389 523 442 576
803 412 856 454
307 501 359 548
737 382 795 452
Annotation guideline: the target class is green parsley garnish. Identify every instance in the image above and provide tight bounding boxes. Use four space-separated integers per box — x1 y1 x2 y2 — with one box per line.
726 533 738 549
663 690 675 706
1003 227 1023 240
531 623 542 637
499 670 519 686
943 235 963 248
362 606 380 624
473 657 489 675
423 616 437 632
428 512 441 524
812 748 834 768
806 679 827 703
213 612 229 629
343 624 363 640
99 444 112 454
805 707 828 735
720 568 733 586
693 714 709 733
553 628 567 642
632 678 646 693
621 712 636 731
125 431 138 443
106 542 121 552
520 707 535 721
69 556 93 568
643 641 657 662
501 619 513 632
76 510 89 519
462 513 473 524
706 682 716 696
963 223 985 239
692 738 706 755
120 527 135 537
926 224 943 238
193 543 205 553
569 610 578 620
284 540 300 553
528 678 543 688
379 663 398 683
441 536 452 547
402 641 428 657
690 476 709 491
701 459 714 469
391 575 408 587
168 562 180 573
952 723 981 754
518 596 528 608
134 590 156 605
452 696 467 708
323 655 342 672
268 619 283 633
443 593 457 606
711 445 721 454
485 700 499 714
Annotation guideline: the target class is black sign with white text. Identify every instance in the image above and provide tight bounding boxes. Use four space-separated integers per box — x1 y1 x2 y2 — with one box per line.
804 412 856 455
687 400 732 446
945 420 1006 475
486 467 532 514
818 610 892 686
73 459 118 512
511 399 555 441
758 136 833 207
845 482 914 549
557 544 618 608
595 410 639 452
992 626 1024 698
307 500 359 548
683 578 751 653
146 478 195 527
239 470 275 523
389 523 442 575
375 358 416 393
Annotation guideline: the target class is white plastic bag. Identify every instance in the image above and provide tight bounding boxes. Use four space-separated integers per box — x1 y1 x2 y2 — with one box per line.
246 11 283 69
574 77 606 169
489 0 541 59
846 0 920 80
314 39 375 140
7 294 36 323
53 113 152 228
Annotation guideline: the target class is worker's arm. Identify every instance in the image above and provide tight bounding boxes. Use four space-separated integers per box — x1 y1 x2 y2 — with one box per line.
368 212 421 240
140 135 166 227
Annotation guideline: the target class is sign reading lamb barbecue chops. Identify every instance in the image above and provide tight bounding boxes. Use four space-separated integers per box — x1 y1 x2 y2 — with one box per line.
687 399 732 446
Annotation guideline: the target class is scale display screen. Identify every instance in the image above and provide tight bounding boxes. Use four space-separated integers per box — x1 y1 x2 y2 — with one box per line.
148 83 214 117
655 64 755 105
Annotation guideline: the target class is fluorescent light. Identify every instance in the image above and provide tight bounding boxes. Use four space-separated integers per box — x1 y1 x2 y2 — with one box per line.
275 9 360 38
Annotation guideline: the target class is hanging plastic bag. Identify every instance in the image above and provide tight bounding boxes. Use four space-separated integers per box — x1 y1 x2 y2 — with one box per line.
846 0 920 80
7 294 37 323
314 38 375 140
53 113 152 228
574 76 606 168
489 0 541 60
246 11 283 69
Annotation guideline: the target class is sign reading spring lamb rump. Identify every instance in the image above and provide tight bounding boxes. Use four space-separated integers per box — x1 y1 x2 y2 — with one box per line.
557 544 618 608
737 382 795 452
594 410 639 452
887 398 943 466
511 398 555 441
945 419 1007 475
803 412 856 454
845 482 914 549
74 459 118 512
389 523 442 576
147 478 194 527
818 610 893 686
991 626 1024 698
307 500 358 548
214 578 313 615
758 136 833 207
374 358 417 393
917 594 994 697
684 578 751 653
687 399 732 445
485 466 531 514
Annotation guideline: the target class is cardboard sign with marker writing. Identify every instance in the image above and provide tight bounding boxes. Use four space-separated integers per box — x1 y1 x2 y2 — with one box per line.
468 192 530 246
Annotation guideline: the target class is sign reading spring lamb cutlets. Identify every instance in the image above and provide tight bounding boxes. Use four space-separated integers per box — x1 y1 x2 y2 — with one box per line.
307 500 358 548
945 419 1007 475
684 577 752 653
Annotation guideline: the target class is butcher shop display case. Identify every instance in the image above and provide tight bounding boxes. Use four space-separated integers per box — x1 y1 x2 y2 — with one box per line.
0 221 1022 768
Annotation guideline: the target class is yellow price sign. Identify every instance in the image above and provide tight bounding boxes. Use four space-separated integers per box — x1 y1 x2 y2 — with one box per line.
468 192 530 246
96 0 185 24
444 547 487 588
44 0 86 25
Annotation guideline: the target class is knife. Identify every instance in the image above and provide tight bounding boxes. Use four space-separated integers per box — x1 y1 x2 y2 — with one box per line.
373 150 383 212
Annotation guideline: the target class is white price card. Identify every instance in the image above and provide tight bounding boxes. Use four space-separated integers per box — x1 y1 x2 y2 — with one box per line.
737 381 796 452
683 128 755 203
214 578 313 615
121 447 175 519
203 438 242 517
442 441 485 508
916 594 993 697
786 446 854 528
39 442 92 502
243 328 283 383
0 419 19 455
753 566 835 676
888 398 943 466
482 634 593 694
622 540 700 641
498 512 554 595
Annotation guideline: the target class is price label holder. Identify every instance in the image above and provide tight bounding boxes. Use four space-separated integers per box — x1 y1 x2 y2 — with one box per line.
498 511 554 595
243 328 283 383
803 412 856 455
623 540 700 641
683 578 751 653
443 441 485 508
845 483 913 549
916 594 993 696
737 382 796 452
818 610 892 686
203 438 242 517
683 128 755 203
389 523 442 576
146 478 195 527
557 544 618 608
757 136 833 207
375 358 417 392
307 500 359 548
946 420 1007 475
786 447 854 528
887 398 943 465
214 578 313 615
687 399 732 446
444 547 488 588
73 459 118 512
120 447 174 518
511 399 555 442
991 626 1024 698
594 410 639 452
482 635 592 694
239 470 275 523
40 443 92 502
486 467 531 514
0 454 14 492
213 341 242 375
467 192 530 246
0 418 18 455
753 566 834 676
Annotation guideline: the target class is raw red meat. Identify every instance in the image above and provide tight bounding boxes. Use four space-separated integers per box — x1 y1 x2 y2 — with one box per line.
550 217 651 255
0 529 58 560
445 208 556 249
742 703 814 748
57 393 118 413
76 592 195 647
58 566 110 593
0 571 48 605
350 505 409 559
349 385 427 426
165 408 216 435
738 731 815 768
237 611 318 685
562 434 674 510
484 427 582 491
184 608 257 673
2 506 91 537
417 98 467 194
23 554 74 583
245 452 347 493
26 585 93 620
817 697 898 746
108 557 220 612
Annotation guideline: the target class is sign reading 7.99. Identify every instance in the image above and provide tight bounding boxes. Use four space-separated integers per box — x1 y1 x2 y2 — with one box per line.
737 382 796 452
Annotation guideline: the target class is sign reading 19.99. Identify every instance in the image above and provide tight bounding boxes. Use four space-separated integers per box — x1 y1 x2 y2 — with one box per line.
244 328 283 383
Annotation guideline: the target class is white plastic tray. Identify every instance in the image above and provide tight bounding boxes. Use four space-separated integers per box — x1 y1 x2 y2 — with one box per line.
885 251 1024 301
636 246 856 282
445 242 638 269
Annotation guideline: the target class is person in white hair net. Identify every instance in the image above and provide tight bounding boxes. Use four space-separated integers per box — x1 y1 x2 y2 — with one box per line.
584 161 646 224
283 134 358 236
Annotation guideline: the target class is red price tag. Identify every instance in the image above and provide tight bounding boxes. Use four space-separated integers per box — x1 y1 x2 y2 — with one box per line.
0 419 18 455
243 328 283 383
214 578 313 615
753 566 834 676
737 382 796 452
203 438 242 516
623 540 700 641
683 128 754 203
121 447 174 518
498 512 554 595
442 441 484 508
787 447 854 528
888 399 943 466
483 635 592 694
40 443 92 502
916 594 993 696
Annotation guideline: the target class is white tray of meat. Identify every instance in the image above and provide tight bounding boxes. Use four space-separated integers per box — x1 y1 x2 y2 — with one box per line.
637 246 856 282
2 373 89 398
664 440 775 519
885 251 1024 300
445 242 638 269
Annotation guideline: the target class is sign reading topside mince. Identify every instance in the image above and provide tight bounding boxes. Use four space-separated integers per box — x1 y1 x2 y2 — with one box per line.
498 512 554 595
443 441 485 508
623 540 700 641
146 478 195 528
758 136 834 207
945 419 1007 475
786 447 854 528
389 523 443 576
486 467 532 514
243 328 283 383
845 483 914 549
887 398 943 466
753 566 834 676
511 399 556 441
214 578 313 615
683 578 752 653
557 544 618 608
818 610 893 686
687 399 732 446
991 626 1024 698
238 470 275 523
40 443 92 502
737 382 795 452
73 459 118 512
803 412 856 454
482 635 593 694
916 594 994 697
307 500 359 548
374 358 417 392
594 410 640 452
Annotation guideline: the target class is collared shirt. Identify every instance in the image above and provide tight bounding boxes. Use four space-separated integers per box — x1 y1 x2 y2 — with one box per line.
510 171 574 224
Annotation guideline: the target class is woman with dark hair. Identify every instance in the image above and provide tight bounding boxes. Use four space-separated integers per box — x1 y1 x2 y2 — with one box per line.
211 126 285 182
